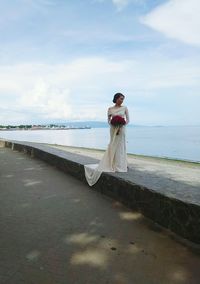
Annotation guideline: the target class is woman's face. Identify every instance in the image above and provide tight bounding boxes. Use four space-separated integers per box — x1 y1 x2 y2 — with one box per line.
116 95 124 106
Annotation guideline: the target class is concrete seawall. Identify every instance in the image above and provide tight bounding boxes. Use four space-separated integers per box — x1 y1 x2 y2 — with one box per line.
1 139 200 245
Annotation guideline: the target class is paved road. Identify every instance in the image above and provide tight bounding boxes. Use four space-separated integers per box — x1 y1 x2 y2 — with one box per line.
1 147 200 284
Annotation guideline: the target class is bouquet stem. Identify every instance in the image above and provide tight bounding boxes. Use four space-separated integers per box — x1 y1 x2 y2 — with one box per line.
116 127 120 135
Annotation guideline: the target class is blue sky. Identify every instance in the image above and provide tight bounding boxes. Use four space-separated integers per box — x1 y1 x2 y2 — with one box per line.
0 0 200 125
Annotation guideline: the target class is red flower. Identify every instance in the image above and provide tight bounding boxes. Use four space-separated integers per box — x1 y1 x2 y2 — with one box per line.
110 115 126 127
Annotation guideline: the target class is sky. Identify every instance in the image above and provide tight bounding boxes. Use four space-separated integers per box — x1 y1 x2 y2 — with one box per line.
0 0 200 126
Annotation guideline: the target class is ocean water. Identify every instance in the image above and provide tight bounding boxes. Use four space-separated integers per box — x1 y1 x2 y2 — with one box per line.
0 126 200 162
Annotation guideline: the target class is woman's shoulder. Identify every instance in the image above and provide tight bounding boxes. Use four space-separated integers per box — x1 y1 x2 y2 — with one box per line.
108 105 127 113
121 105 127 110
108 105 127 109
107 106 115 112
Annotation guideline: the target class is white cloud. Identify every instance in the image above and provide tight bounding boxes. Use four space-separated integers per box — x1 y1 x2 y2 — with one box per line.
112 0 145 10
112 0 129 11
141 0 200 46
0 58 122 123
22 0 56 7
0 55 200 124
20 79 72 119
95 0 145 11
60 29 148 43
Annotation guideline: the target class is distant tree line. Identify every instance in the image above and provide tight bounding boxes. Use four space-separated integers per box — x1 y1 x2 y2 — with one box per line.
0 125 32 129
0 124 67 129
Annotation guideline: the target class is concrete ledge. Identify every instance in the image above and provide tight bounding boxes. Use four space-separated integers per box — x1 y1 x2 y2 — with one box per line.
0 140 6 148
3 140 200 244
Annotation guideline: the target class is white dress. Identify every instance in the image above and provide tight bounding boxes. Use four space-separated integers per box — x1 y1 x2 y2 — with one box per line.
84 105 129 186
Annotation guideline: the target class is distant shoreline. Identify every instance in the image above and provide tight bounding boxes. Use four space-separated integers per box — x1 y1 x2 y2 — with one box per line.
0 127 91 131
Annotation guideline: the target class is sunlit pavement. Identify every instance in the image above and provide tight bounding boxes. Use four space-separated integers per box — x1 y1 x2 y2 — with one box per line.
1 147 200 284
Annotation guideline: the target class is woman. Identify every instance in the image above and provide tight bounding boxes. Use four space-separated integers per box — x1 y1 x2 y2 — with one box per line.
84 93 129 186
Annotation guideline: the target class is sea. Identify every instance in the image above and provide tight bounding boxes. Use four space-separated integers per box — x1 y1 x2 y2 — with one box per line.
0 126 200 162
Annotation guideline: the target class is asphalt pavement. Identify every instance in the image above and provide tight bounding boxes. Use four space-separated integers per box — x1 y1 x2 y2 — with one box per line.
1 147 200 284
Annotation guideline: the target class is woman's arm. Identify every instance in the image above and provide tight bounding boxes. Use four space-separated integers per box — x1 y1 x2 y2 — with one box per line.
125 107 130 124
107 108 112 124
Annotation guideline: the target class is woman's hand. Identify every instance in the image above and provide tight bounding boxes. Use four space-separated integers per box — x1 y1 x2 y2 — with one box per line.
108 114 112 124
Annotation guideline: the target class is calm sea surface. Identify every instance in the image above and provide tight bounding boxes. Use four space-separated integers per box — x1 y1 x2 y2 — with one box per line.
0 126 200 162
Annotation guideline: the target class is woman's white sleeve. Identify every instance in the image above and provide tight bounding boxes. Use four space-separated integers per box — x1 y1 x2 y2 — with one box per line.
125 107 130 124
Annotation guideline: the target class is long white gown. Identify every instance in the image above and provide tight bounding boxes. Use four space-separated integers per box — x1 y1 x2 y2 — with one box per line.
84 105 129 186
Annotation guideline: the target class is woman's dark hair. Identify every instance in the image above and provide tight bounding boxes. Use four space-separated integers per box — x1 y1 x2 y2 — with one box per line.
113 93 125 103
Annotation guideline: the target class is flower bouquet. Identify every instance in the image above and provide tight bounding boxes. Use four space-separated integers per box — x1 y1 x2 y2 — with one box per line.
110 115 126 135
